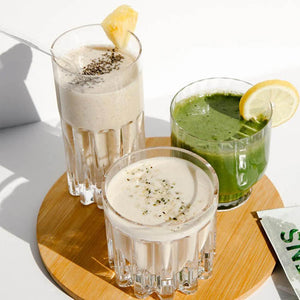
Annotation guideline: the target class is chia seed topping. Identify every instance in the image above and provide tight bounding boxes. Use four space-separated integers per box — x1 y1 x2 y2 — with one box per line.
124 163 189 223
82 48 124 75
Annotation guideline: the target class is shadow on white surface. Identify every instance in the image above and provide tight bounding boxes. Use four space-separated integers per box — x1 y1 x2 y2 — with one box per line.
145 116 170 137
0 122 65 291
0 43 40 129
272 263 299 300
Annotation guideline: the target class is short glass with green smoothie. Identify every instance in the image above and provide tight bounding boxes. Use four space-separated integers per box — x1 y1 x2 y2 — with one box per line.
170 78 272 210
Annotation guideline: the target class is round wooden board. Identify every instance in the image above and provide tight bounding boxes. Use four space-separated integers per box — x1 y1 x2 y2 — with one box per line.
37 137 284 300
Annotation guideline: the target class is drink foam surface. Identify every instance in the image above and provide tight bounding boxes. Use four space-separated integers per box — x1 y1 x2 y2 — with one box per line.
106 156 213 226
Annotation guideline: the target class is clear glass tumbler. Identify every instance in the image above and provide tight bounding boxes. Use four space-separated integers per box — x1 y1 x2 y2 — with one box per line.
103 146 218 299
51 25 145 207
170 78 272 210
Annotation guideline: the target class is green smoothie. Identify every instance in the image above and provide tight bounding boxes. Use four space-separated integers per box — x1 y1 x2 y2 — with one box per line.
171 92 271 206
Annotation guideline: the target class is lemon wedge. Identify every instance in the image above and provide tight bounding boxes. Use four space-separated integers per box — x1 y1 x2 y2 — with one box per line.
101 5 138 49
239 80 300 127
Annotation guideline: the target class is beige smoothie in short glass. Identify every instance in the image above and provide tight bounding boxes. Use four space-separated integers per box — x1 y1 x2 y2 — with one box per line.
103 147 218 299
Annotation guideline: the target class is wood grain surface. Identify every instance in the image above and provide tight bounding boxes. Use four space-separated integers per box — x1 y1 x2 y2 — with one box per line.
37 137 283 300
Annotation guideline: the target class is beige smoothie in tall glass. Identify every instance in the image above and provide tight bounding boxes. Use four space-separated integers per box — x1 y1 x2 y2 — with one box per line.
51 25 145 206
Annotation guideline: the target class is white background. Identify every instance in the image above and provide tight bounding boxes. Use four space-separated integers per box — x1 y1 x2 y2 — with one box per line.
0 0 299 299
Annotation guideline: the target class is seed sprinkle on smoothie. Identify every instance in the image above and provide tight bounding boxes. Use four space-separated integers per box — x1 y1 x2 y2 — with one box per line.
106 156 213 226
82 48 124 75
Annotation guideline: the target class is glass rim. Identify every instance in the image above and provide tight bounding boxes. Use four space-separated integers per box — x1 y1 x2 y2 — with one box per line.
103 146 219 229
50 23 142 76
170 77 273 144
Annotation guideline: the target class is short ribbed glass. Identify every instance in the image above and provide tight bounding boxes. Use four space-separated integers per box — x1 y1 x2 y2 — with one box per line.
102 147 218 299
170 78 272 210
51 24 145 207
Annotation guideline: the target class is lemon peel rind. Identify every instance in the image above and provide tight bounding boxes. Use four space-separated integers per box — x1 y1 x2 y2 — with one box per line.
239 79 300 127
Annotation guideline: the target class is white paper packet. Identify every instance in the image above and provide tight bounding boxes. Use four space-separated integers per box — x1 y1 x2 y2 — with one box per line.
257 207 300 298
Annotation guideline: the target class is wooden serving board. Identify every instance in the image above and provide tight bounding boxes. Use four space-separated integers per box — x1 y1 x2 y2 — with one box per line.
37 137 284 300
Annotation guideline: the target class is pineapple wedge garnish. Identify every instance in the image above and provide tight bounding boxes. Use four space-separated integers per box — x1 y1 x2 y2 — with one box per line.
101 5 138 49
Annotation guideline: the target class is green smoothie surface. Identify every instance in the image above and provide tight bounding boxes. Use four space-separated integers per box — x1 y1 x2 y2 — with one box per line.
172 93 268 141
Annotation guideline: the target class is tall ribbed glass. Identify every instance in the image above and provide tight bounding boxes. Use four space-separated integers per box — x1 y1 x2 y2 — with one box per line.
51 25 145 207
